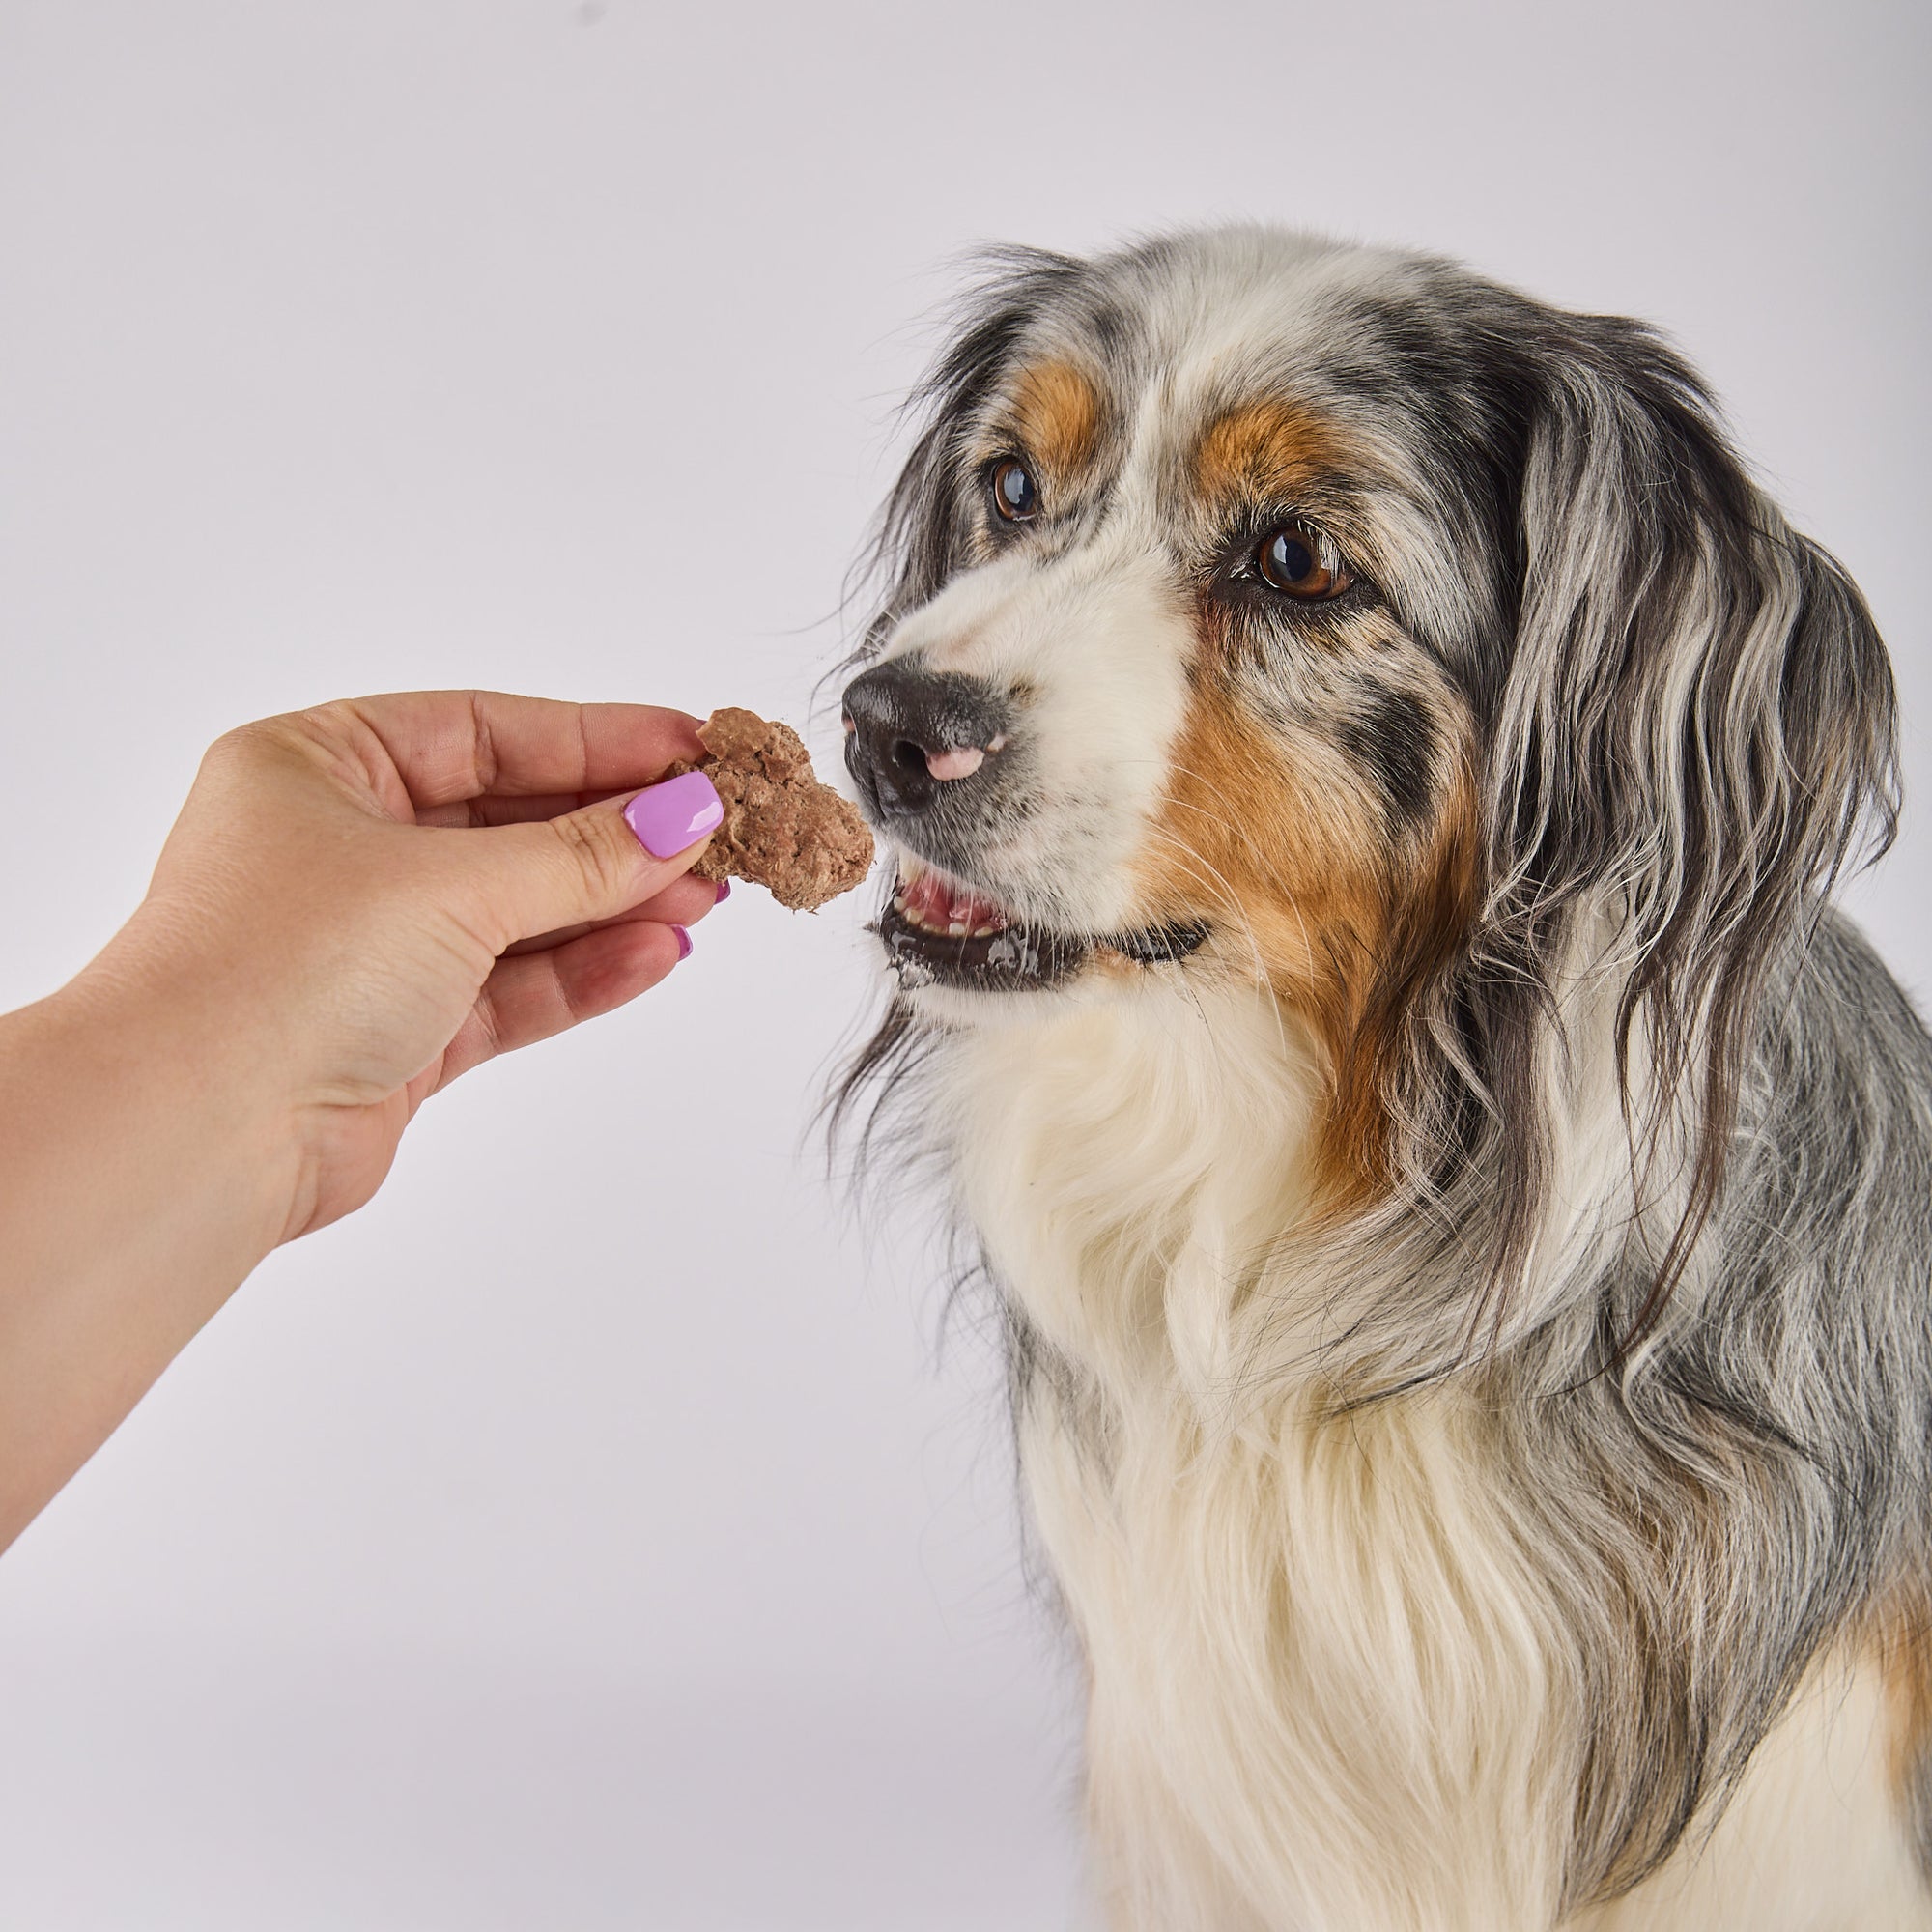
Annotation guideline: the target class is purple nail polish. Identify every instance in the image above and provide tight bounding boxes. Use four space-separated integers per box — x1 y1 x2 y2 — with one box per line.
672 924 693 960
714 878 731 903
623 771 724 858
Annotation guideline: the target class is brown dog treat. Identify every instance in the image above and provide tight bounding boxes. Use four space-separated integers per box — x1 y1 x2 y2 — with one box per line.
666 707 874 911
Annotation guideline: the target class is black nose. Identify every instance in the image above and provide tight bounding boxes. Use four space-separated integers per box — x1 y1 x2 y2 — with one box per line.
840 662 1012 820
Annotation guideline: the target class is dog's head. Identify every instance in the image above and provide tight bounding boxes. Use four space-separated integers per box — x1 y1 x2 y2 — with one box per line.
841 228 1896 1334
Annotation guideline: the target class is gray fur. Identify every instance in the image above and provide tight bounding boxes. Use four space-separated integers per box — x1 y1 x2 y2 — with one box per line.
834 227 1932 1909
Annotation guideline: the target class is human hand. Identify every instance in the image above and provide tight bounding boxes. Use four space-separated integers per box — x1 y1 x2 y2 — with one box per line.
88 691 725 1243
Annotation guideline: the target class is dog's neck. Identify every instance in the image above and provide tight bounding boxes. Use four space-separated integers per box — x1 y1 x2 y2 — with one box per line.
945 980 1330 1409
936 929 1655 1411
942 980 1588 1923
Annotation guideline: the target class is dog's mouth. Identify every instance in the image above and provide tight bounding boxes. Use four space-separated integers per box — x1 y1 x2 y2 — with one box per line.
878 853 1208 991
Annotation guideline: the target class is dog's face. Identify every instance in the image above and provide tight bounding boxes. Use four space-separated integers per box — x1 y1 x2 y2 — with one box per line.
842 226 1892 1224
842 236 1495 1046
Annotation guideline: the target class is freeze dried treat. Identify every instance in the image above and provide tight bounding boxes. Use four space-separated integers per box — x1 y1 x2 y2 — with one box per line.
667 707 874 911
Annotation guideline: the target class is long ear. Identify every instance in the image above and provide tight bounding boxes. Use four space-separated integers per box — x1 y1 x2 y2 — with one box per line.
1481 317 1899 1340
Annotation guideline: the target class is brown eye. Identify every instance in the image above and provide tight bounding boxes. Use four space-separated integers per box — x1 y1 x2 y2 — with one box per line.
990 458 1039 522
1257 523 1350 599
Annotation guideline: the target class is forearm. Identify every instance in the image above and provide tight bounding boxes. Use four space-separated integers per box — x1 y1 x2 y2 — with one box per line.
0 957 294 1549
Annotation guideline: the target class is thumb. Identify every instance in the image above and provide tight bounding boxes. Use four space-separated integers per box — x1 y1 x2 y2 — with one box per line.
458 769 724 947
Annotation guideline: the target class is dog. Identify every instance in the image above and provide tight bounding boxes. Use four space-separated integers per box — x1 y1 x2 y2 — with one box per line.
833 227 1932 1930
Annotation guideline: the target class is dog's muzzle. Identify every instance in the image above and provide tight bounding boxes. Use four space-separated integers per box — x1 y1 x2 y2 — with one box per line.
839 657 1208 993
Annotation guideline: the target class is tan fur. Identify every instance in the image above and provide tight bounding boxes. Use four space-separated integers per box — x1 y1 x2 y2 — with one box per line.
1002 358 1103 481
1192 396 1366 511
1875 1585 1932 1823
1134 677 1477 1201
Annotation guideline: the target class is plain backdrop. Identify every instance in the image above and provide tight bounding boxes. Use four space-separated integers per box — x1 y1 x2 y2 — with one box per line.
1 3 1926 1927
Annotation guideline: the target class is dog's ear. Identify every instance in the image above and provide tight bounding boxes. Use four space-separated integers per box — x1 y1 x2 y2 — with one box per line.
1481 316 1899 1332
852 247 1087 660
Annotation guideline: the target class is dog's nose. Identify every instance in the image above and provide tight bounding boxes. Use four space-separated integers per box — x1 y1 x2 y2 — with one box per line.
840 662 1011 819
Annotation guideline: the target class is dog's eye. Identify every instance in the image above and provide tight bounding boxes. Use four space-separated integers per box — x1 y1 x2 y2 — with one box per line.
990 459 1039 523
1257 523 1350 600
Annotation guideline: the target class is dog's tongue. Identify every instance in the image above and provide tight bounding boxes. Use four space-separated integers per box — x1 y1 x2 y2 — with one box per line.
902 867 1009 935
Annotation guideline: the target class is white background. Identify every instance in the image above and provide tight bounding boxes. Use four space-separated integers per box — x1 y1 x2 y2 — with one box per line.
1 3 1925 1926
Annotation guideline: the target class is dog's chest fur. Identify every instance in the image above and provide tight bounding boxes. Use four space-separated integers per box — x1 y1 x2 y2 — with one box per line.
945 988 1921 1931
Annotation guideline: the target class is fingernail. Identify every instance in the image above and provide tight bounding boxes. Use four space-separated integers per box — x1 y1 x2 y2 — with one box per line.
623 771 724 858
672 924 693 960
714 878 731 903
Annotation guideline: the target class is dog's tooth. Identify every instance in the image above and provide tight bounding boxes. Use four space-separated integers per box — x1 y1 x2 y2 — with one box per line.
971 923 996 938
947 920 968 937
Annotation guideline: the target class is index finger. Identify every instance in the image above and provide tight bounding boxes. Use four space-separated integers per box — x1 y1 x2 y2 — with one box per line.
335 691 708 810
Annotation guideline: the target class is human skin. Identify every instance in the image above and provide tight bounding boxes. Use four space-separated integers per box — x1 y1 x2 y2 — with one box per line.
0 690 724 1552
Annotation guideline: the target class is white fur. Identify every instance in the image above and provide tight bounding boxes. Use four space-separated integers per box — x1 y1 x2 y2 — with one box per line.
874 534 1193 938
940 976 1928 1929
1580 1657 1929 1932
954 981 1572 1928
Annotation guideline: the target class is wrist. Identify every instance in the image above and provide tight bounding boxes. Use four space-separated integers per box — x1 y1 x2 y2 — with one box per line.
0 934 301 1548
59 921 306 1263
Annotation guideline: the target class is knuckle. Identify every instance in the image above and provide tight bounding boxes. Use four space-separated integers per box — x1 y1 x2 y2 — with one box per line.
214 707 337 766
467 690 501 793
297 697 358 731
471 984 504 1060
547 810 639 906
201 713 309 783
208 715 284 761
